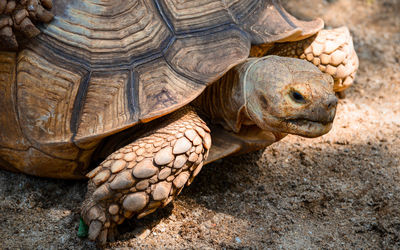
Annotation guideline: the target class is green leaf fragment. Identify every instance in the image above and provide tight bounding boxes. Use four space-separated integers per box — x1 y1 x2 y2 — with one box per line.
77 217 89 238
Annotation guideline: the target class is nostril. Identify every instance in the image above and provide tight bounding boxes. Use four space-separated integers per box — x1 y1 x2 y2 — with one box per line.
326 95 338 109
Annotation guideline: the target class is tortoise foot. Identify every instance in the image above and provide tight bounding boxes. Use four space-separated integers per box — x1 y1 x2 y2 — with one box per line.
303 27 359 92
0 0 54 49
81 106 211 244
269 26 359 92
81 188 118 244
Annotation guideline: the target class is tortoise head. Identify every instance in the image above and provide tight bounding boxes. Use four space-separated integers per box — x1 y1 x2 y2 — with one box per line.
242 56 337 138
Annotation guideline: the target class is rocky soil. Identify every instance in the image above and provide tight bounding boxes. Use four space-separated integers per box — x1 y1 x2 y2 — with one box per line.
1 0 399 249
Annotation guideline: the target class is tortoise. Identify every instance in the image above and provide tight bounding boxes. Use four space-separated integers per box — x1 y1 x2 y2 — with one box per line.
0 0 359 243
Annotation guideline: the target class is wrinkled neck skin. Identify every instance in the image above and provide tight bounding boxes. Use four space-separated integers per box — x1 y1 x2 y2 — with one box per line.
193 61 286 144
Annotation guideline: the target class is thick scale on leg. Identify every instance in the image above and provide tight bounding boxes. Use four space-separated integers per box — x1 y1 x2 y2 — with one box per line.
81 106 211 244
0 0 53 49
263 27 359 92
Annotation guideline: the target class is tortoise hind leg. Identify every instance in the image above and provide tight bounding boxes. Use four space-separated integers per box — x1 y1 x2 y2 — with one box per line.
81 106 211 244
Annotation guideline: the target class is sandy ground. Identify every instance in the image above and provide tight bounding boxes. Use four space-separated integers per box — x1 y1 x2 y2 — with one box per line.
1 0 400 249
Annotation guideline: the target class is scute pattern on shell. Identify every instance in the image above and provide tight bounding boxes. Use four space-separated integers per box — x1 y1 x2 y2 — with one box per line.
0 0 326 180
82 106 211 243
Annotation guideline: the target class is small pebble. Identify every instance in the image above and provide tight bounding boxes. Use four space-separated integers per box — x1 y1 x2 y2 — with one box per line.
133 227 151 240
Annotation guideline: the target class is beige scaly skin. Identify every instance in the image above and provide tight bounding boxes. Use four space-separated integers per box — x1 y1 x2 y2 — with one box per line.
82 56 338 244
252 27 359 94
0 0 54 49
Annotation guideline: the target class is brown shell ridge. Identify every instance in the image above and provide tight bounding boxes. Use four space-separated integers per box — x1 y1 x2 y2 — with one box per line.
156 0 249 71
273 0 298 28
2 85 81 164
70 71 92 136
15 48 89 159
27 146 79 162
127 70 139 119
39 0 174 67
159 60 204 95
73 69 139 144
161 50 208 86
0 52 28 151
153 0 175 34
19 0 322 145
70 70 139 149
29 37 92 70
34 27 173 70
155 0 234 36
238 0 324 44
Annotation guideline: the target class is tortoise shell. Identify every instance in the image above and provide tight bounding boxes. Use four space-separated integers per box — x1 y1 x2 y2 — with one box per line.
0 0 323 178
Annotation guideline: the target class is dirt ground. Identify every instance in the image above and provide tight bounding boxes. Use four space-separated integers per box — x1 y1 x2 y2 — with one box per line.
1 0 400 249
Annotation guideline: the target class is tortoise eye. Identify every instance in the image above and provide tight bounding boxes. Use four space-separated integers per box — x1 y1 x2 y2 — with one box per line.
290 90 306 104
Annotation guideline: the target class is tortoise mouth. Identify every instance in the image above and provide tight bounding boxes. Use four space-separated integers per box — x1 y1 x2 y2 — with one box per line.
283 118 333 138
286 118 333 126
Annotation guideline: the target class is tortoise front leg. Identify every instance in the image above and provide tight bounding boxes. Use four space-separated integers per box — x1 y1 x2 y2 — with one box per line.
81 106 211 244
256 27 359 94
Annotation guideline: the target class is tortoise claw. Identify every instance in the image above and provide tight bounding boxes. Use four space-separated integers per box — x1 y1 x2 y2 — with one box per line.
88 220 102 241
82 202 118 244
